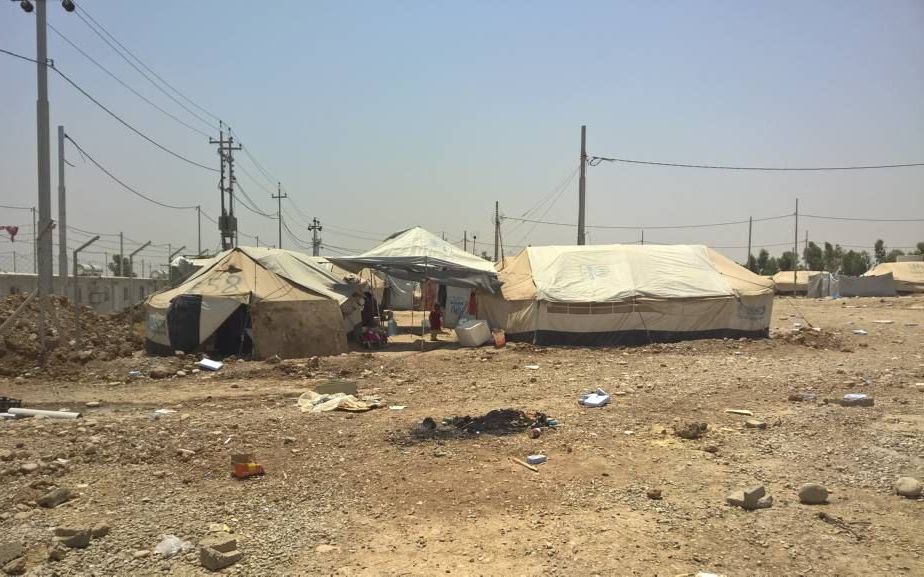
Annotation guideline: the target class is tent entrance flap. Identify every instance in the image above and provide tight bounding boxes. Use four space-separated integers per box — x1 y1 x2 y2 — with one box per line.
167 295 202 352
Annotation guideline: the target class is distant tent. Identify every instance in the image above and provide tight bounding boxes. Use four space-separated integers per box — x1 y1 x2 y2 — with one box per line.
478 245 773 346
771 270 823 294
807 273 897 298
327 227 499 291
864 262 924 293
146 247 360 359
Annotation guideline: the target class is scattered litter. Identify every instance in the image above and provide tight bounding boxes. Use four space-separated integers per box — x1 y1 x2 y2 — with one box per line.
405 409 551 441
297 391 385 413
454 319 492 347
816 511 865 541
579 388 610 408
198 358 224 371
153 409 177 415
529 427 542 438
523 364 540 370
526 454 547 465
852 329 868 336
230 453 265 479
872 320 894 324
154 535 192 558
8 408 81 419
510 457 539 473
745 419 767 429
0 396 22 412
788 392 817 402
838 393 874 407
724 409 753 416
388 405 406 411
128 370 143 377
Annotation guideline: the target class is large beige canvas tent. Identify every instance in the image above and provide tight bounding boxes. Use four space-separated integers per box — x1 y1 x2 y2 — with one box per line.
864 262 924 293
478 245 773 346
146 247 359 359
771 270 822 294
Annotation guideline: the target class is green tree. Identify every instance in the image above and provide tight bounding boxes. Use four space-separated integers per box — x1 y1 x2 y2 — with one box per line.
764 256 779 275
885 249 905 262
915 242 924 255
107 255 134 277
756 249 770 274
874 239 886 264
746 253 758 273
842 250 871 276
778 251 797 272
822 242 844 272
803 241 823 271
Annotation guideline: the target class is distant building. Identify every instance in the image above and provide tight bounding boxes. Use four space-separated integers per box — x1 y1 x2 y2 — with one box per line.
0 272 167 313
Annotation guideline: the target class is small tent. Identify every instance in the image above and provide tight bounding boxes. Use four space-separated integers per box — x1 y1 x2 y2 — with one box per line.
771 270 823 294
478 244 773 346
864 262 924 293
146 247 359 359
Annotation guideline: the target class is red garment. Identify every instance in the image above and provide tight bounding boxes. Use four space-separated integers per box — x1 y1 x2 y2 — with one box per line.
429 309 442 331
0 226 18 242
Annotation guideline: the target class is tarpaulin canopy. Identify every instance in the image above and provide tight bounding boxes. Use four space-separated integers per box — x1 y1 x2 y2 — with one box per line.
327 227 499 291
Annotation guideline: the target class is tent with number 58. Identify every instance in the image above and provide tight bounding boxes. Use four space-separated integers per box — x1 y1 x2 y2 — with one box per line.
145 247 360 359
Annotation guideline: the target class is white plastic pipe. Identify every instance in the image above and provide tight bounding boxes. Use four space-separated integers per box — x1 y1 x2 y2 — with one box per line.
8 408 82 419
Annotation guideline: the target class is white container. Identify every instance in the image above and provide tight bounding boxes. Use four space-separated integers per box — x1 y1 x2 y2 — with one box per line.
454 320 491 347
198 358 223 371
526 454 547 465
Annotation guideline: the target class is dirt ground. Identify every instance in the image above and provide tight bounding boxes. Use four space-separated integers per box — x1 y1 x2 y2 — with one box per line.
1 296 922 576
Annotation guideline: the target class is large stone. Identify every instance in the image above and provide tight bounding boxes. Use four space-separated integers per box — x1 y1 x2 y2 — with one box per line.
2 557 25 576
55 527 91 549
0 543 24 568
148 366 172 379
894 477 922 498
199 536 236 554
725 491 745 508
798 483 829 505
37 487 75 508
199 547 242 571
18 463 38 474
743 485 767 510
90 523 111 538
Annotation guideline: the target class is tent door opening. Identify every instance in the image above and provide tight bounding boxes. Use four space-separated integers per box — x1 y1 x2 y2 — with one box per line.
210 304 253 358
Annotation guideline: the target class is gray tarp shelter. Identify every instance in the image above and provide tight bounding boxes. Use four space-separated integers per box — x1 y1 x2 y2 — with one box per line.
808 272 897 298
328 227 500 292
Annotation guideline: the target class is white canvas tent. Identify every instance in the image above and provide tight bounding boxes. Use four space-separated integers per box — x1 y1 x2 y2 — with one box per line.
771 270 823 294
478 244 774 346
327 227 499 291
864 262 924 293
146 247 360 359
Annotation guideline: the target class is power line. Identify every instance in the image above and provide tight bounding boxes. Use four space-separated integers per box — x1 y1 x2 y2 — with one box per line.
503 213 791 230
47 22 212 138
0 203 33 211
802 214 924 223
65 135 200 210
71 3 219 129
588 155 924 171
233 181 274 219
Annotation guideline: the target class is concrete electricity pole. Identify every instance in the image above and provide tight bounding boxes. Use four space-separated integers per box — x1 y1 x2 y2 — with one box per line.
210 121 240 250
494 201 500 262
57 125 67 292
271 182 287 249
577 125 587 245
308 218 322 257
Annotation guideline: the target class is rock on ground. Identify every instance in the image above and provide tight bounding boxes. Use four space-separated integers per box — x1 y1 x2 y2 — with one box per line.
798 483 829 505
894 477 922 498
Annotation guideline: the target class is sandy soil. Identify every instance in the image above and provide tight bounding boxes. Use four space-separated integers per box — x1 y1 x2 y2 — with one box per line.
0 295 922 576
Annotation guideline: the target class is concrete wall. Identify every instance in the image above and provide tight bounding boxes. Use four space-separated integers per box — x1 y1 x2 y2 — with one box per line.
0 273 168 313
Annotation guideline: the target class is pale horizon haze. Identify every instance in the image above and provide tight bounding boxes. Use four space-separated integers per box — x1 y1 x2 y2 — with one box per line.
1 0 922 273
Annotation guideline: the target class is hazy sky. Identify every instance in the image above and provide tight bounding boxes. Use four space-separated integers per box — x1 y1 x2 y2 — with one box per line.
1 0 922 273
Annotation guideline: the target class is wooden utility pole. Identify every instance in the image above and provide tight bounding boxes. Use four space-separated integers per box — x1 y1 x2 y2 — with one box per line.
577 125 587 245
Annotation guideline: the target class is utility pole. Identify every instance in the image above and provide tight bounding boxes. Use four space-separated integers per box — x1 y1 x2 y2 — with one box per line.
577 124 587 245
641 230 645 245
747 216 753 267
57 125 67 293
793 198 799 296
464 230 468 252
271 182 287 249
32 207 37 273
210 121 240 250
308 218 322 257
494 201 500 262
196 205 201 255
119 232 124 276
255 236 259 248
472 235 477 256
804 229 808 262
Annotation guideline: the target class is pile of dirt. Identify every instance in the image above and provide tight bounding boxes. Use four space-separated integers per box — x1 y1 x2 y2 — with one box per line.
0 294 143 375
773 325 847 350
